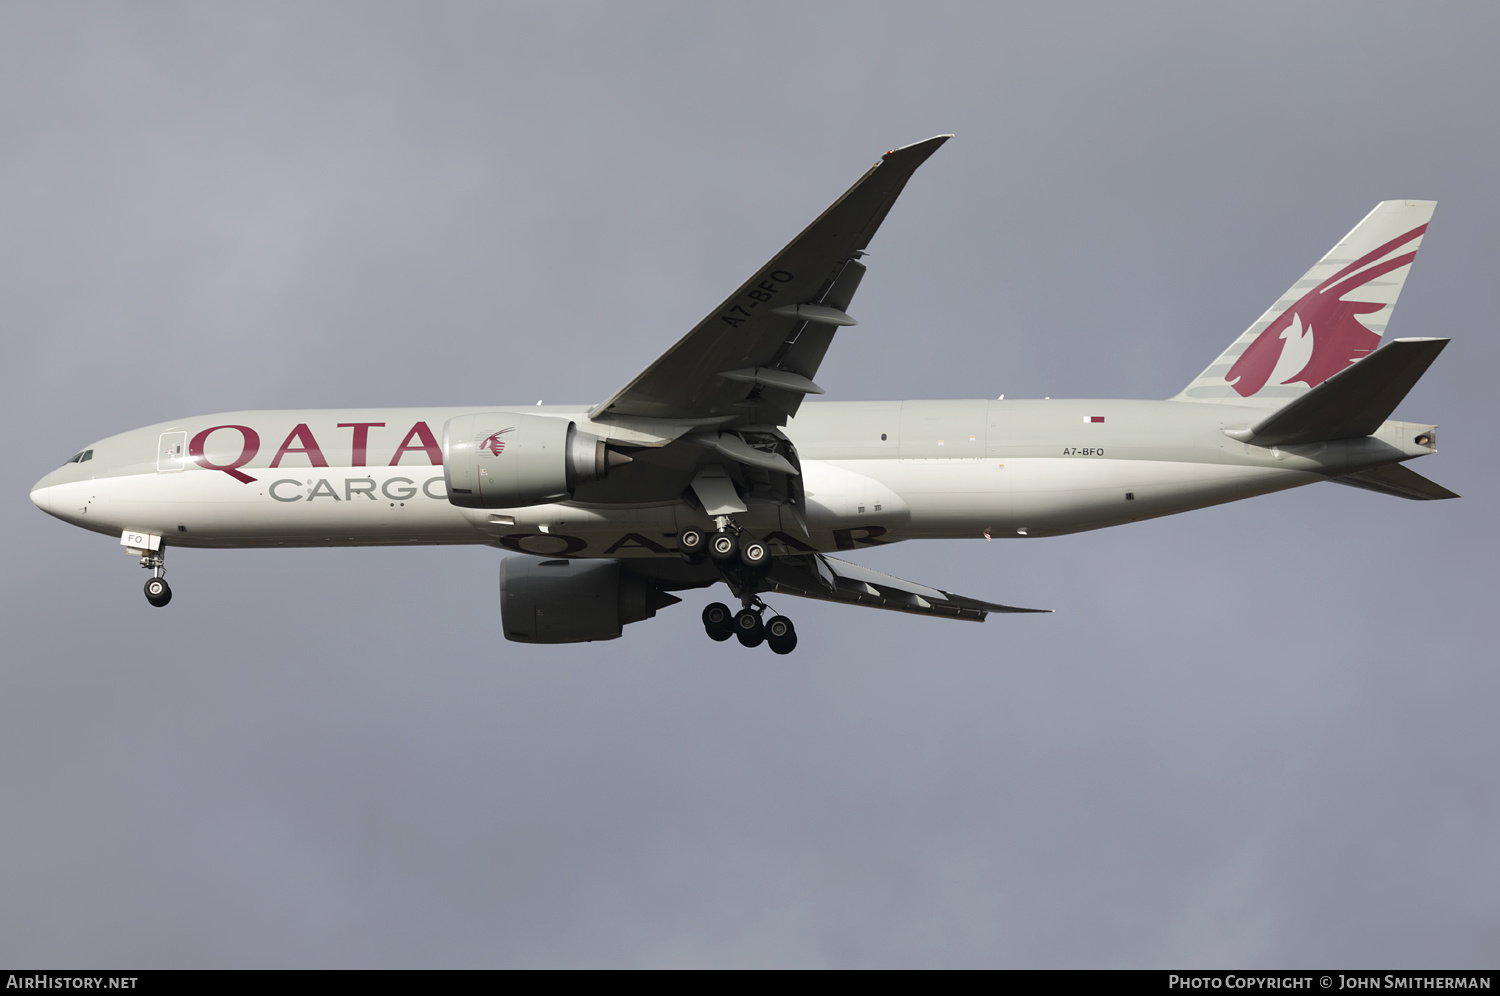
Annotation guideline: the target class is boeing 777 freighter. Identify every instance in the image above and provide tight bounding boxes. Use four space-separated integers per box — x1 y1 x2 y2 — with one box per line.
30 136 1454 653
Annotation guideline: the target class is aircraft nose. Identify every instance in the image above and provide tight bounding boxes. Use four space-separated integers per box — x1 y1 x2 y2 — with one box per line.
30 472 52 514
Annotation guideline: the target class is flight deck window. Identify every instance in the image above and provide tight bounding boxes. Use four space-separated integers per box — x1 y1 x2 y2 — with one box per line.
81 450 93 462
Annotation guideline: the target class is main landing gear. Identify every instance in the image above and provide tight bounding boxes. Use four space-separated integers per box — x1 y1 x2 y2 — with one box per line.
677 522 771 573
701 599 798 655
140 548 171 607
684 515 794 653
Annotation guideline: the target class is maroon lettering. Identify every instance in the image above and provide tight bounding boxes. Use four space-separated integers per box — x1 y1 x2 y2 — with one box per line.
337 422 385 466
188 425 260 484
833 525 891 550
603 533 669 555
269 424 329 468
389 421 443 466
497 533 588 556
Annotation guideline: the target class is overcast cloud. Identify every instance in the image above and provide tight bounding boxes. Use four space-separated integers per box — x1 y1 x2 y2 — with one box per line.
1 1 1496 968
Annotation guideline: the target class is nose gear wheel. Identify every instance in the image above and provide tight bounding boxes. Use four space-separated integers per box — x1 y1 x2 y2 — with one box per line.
144 577 172 607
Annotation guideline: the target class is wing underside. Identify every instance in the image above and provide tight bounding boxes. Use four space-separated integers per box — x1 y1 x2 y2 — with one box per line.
758 554 1050 621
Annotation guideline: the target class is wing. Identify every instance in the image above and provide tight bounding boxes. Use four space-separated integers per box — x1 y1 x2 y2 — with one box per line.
758 554 1050 621
591 135 952 427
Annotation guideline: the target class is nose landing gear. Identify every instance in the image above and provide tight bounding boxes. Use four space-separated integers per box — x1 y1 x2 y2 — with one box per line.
138 548 172 607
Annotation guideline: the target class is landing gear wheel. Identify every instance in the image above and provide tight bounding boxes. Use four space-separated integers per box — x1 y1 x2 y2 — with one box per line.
144 577 172 608
708 529 738 562
765 615 797 655
739 537 771 574
733 607 765 647
678 527 708 562
702 601 733 642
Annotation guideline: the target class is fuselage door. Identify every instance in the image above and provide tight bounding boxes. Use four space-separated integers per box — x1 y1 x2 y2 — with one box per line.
157 431 187 473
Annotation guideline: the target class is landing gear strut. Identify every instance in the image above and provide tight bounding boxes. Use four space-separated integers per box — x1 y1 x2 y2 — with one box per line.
139 548 171 607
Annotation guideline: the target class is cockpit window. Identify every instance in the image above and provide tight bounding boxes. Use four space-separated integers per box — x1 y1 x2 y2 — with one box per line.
67 449 93 464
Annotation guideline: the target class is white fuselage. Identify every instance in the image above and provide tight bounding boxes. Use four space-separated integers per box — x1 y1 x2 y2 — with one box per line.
30 399 1432 558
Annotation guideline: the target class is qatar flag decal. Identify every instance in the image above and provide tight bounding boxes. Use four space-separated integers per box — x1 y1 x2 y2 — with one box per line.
1084 416 1105 423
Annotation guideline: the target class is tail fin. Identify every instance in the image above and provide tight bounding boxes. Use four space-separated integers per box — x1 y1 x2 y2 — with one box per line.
1175 200 1436 406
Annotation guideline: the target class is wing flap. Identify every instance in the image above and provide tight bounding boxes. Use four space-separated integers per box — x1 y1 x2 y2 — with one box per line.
709 432 798 475
760 554 1050 621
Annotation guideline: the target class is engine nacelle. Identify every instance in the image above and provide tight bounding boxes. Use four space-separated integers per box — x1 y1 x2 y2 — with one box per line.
500 558 681 644
442 412 626 509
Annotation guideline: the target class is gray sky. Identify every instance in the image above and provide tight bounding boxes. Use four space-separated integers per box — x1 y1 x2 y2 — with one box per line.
2 1 1496 968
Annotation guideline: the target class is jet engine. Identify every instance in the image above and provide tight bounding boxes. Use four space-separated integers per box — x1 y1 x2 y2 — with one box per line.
442 413 631 509
500 557 681 644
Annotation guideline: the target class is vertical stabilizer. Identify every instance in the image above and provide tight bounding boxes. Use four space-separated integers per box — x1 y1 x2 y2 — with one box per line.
1175 200 1435 406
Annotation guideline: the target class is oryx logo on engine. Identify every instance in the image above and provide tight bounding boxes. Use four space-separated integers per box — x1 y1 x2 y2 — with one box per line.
479 428 514 456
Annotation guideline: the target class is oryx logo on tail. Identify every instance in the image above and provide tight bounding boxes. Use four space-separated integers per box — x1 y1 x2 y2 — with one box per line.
1173 200 1435 407
1226 223 1427 397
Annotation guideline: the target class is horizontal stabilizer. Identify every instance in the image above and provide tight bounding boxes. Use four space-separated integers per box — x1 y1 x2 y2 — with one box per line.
1232 337 1448 446
759 554 1050 620
1331 463 1459 500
